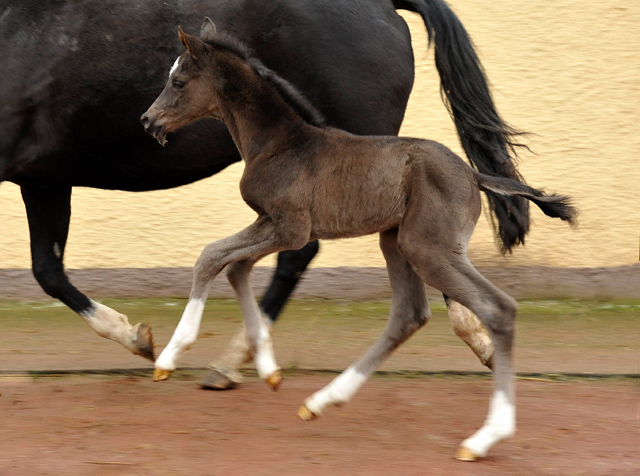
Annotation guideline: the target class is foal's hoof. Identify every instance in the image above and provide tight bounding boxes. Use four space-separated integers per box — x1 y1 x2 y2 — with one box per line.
133 323 155 361
456 446 480 462
297 405 318 422
266 370 283 391
153 368 173 382
199 369 239 390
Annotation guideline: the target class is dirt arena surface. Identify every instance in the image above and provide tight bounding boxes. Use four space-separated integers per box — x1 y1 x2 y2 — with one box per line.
1 299 638 475
0 373 638 476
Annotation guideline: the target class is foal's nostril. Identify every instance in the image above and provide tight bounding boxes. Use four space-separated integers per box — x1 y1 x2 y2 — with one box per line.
140 114 150 130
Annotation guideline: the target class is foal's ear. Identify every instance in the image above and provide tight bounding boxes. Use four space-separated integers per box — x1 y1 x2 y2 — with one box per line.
178 26 206 61
200 17 217 40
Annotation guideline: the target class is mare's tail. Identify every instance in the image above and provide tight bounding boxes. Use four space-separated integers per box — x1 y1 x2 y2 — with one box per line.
393 0 530 253
475 172 578 228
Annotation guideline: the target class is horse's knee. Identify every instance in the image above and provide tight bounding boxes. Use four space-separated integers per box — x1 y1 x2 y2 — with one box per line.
492 293 517 323
410 303 430 329
477 293 517 342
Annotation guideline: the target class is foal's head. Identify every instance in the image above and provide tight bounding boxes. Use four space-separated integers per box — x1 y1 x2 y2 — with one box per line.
141 18 229 145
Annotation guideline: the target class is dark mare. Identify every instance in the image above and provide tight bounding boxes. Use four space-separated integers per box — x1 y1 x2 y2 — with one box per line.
141 21 576 460
1 1 527 372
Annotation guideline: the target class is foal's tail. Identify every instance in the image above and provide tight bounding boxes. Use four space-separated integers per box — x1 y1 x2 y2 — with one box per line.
475 172 578 227
393 0 530 253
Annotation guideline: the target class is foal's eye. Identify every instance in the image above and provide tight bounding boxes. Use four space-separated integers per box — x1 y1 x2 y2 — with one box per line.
172 79 185 90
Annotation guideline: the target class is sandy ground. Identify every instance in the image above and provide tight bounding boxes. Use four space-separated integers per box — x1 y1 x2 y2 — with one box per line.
1 373 638 476
1 299 638 475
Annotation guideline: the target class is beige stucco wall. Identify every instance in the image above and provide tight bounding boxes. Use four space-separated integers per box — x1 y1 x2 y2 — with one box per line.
1 0 638 270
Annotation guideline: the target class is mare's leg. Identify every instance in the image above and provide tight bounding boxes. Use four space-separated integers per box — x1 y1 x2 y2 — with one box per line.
21 185 153 359
200 240 319 390
200 321 250 389
444 295 494 369
298 229 429 418
398 228 517 461
260 241 320 322
154 216 304 384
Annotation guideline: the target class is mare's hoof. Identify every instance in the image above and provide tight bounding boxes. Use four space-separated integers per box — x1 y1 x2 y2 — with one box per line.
199 369 239 390
266 370 283 390
297 405 318 421
456 446 480 462
484 353 494 371
153 368 173 382
133 323 155 361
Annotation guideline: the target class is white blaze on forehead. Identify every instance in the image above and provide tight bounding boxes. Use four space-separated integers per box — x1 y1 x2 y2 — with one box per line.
169 56 181 77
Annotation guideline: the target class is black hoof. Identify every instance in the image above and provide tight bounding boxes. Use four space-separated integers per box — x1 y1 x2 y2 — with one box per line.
484 353 494 371
199 369 239 390
134 323 155 361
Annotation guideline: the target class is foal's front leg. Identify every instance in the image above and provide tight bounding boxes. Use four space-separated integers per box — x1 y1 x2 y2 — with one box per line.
153 218 292 384
200 242 320 390
226 259 282 389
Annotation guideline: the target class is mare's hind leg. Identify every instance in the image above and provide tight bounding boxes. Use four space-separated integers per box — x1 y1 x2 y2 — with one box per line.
200 321 251 390
398 230 517 461
444 295 494 369
21 186 154 360
299 229 429 419
200 241 319 390
154 216 305 384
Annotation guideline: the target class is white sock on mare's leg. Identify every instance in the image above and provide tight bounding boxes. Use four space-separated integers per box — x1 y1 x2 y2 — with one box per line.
80 300 139 349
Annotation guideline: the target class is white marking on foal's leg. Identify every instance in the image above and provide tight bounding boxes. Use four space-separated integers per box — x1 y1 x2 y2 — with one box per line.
244 308 279 382
155 297 206 372
227 261 280 386
204 309 276 388
447 299 494 368
301 366 368 418
458 390 515 460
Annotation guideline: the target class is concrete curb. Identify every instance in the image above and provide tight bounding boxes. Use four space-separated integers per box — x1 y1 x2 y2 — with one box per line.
1 264 639 300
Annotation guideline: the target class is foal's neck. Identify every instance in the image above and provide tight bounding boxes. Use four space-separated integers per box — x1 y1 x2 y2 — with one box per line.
214 55 311 163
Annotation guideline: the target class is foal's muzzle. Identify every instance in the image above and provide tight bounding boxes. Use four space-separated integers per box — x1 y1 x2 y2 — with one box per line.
140 113 168 146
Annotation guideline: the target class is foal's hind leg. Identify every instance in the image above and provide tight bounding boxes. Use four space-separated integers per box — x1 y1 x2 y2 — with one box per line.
444 296 494 369
299 229 429 419
399 234 517 460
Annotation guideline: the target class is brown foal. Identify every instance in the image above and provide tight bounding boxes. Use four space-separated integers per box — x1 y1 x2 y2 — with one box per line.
141 19 577 461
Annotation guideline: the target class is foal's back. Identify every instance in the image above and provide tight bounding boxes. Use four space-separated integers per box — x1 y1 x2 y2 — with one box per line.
249 127 480 241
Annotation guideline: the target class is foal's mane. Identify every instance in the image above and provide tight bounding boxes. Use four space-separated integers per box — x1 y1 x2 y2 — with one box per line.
204 34 327 128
